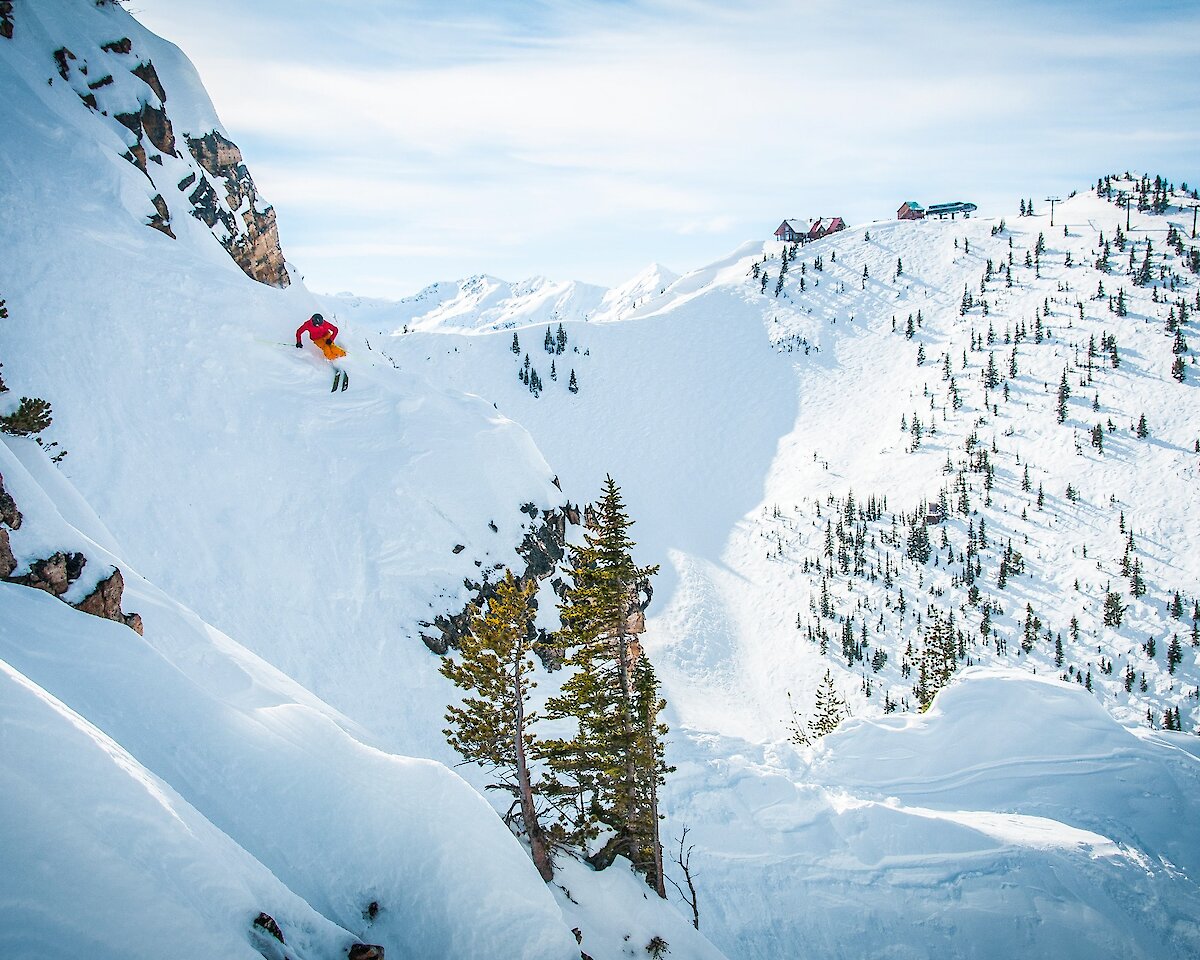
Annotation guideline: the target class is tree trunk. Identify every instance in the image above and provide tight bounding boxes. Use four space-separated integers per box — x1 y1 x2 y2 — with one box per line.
514 644 554 882
585 832 632 872
616 629 638 841
649 764 666 898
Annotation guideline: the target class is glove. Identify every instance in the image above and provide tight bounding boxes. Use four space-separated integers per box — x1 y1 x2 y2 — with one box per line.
325 338 333 346
295 341 302 348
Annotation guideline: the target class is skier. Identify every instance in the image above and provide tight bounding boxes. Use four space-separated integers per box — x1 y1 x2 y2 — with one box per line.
295 313 346 360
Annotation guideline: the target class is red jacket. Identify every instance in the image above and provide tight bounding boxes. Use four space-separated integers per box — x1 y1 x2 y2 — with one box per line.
296 316 339 345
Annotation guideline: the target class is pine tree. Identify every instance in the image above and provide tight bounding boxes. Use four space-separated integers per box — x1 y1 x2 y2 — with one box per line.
1103 589 1126 628
1172 356 1186 382
1136 414 1149 439
809 669 847 737
538 478 667 894
915 613 957 710
1167 634 1183 674
1130 558 1146 597
440 572 555 881
906 519 931 564
568 369 579 394
1056 368 1071 423
511 332 521 354
0 397 52 436
1170 592 1184 619
984 351 999 389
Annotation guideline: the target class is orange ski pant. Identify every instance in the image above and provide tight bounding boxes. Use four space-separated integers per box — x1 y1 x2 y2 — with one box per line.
316 338 346 360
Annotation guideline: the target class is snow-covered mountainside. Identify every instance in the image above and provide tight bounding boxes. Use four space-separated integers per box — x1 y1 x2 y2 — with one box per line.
340 186 1200 955
2 1 1198 958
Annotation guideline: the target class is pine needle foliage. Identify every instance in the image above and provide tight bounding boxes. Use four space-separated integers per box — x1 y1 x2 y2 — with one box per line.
538 475 669 895
0 396 52 436
440 571 555 880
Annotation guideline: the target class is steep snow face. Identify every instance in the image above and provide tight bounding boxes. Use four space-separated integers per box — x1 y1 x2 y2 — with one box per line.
4 0 287 285
4 3 1199 958
0 439 578 960
0 4 724 958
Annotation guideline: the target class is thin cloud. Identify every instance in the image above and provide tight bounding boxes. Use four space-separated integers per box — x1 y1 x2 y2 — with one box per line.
133 0 1200 297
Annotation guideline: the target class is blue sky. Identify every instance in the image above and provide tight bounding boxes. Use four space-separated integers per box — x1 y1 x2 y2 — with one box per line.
132 0 1200 298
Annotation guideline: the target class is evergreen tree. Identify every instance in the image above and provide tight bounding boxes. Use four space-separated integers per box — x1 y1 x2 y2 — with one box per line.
0 397 52 436
1130 558 1146 597
906 519 931 564
568 369 579 394
1103 589 1126 628
915 613 957 710
1167 634 1183 674
809 669 848 737
1170 591 1184 619
511 332 521 354
538 478 667 894
1056 368 1071 423
1172 356 1186 382
1136 414 1149 439
440 572 555 881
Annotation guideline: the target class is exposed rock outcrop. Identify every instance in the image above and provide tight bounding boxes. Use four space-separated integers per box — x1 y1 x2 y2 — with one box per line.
11 551 86 597
420 504 579 661
0 472 23 530
348 946 385 960
252 912 285 944
0 475 140 631
74 568 144 635
50 35 290 287
101 37 133 55
131 60 166 103
147 193 174 238
0 529 14 579
114 102 176 157
185 131 289 288
0 1 13 41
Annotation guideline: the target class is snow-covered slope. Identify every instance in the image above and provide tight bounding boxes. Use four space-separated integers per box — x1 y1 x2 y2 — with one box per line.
342 186 1200 957
0 2 720 957
2 1 1198 957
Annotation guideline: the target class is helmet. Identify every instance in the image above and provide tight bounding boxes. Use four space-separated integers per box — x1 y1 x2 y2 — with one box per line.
311 313 325 325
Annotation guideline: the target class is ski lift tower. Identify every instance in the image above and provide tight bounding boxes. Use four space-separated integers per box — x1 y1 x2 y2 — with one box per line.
1183 197 1200 239
1045 196 1062 227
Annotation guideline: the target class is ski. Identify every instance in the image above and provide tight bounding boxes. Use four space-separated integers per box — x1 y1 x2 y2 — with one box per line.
331 369 342 392
340 368 349 391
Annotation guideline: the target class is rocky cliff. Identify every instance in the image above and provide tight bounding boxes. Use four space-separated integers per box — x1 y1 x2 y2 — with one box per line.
10 13 289 288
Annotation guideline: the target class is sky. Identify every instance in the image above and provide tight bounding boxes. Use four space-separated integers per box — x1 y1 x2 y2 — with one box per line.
130 0 1200 299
